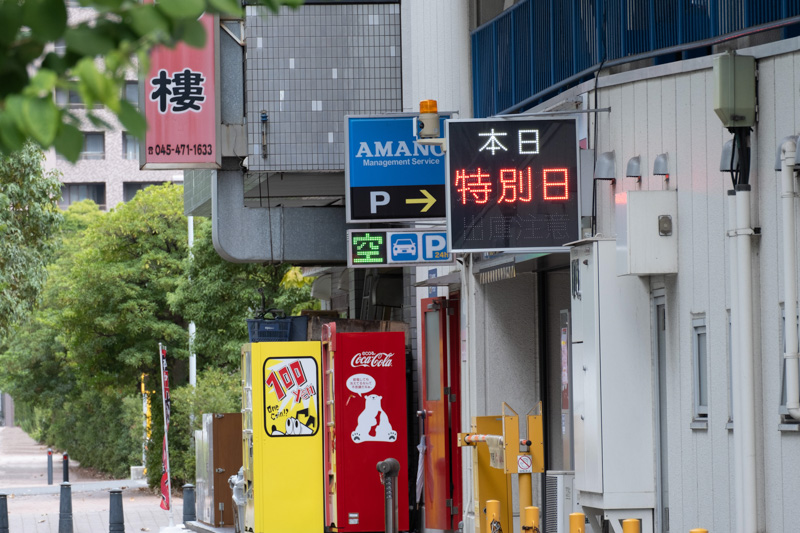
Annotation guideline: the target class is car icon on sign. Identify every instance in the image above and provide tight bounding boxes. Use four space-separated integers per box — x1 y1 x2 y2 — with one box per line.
392 238 417 256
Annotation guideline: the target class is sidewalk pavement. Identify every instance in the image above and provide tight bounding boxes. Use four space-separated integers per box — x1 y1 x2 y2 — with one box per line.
0 425 185 532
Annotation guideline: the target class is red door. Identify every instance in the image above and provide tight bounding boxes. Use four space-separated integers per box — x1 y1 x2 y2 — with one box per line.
420 295 462 531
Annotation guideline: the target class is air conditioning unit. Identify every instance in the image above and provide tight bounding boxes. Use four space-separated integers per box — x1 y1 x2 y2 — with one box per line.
545 471 579 533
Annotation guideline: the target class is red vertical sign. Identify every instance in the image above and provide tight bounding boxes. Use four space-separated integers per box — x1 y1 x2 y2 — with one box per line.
142 14 220 169
159 345 171 511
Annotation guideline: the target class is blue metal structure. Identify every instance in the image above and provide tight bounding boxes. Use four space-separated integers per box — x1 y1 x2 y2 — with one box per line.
472 0 800 117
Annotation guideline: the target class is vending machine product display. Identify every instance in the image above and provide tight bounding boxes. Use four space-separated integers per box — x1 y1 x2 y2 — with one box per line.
323 326 409 532
244 341 324 533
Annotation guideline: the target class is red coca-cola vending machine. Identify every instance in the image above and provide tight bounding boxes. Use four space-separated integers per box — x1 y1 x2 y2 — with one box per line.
323 325 409 532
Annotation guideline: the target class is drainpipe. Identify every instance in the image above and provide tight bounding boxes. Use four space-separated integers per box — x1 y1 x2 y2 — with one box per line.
727 190 744 533
734 182 757 533
779 139 800 420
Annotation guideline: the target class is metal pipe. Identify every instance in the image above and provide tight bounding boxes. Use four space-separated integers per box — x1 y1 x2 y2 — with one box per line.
47 448 53 485
519 475 532 531
727 190 744 533
735 184 757 533
779 139 800 420
376 458 401 533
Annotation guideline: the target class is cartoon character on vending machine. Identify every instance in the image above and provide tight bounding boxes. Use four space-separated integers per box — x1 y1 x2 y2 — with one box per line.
351 394 397 443
271 408 316 436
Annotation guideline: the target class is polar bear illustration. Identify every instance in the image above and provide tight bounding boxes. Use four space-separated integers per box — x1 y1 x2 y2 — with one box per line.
351 393 397 443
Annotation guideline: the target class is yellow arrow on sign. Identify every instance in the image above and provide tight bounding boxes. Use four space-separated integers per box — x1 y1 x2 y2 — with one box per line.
405 189 437 212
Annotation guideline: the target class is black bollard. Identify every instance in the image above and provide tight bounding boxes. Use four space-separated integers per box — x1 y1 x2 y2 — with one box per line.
47 448 53 485
0 494 9 533
182 484 196 524
62 452 69 483
109 489 125 533
58 482 73 533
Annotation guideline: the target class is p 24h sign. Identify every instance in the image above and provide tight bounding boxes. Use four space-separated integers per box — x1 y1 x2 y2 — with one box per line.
446 117 581 253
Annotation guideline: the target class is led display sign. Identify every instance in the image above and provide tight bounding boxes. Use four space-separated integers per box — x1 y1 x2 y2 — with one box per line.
347 229 454 268
446 117 580 253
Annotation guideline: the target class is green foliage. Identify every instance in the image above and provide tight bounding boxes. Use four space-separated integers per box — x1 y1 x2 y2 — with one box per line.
61 183 189 388
0 142 63 337
0 0 304 160
2 182 317 483
169 219 316 365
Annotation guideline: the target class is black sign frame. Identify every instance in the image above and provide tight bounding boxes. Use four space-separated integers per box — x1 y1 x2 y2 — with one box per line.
445 117 581 253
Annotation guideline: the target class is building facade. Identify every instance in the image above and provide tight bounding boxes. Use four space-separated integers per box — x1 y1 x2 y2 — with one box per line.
184 1 800 533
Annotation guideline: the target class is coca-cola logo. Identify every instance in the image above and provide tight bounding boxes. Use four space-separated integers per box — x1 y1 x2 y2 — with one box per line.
351 351 394 368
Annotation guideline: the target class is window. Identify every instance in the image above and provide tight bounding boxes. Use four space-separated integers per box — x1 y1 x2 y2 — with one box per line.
122 132 139 160
55 88 83 108
123 182 166 202
692 317 708 420
80 132 105 160
56 132 104 161
59 183 106 210
124 81 139 108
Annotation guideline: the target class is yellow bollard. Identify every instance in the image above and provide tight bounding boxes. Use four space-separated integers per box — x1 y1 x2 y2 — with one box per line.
523 506 539 532
569 512 585 533
486 500 501 533
689 530 708 533
622 519 640 533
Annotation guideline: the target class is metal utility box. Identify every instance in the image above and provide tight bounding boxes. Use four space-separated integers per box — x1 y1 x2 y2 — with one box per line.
615 190 678 276
243 341 324 533
322 328 409 532
713 52 756 128
195 412 243 527
569 238 655 511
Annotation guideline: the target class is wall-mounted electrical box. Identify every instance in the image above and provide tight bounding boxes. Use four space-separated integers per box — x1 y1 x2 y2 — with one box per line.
615 190 678 276
713 52 756 128
569 238 655 513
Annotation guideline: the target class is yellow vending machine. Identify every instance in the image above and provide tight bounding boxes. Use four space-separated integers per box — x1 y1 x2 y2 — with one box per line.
244 341 324 533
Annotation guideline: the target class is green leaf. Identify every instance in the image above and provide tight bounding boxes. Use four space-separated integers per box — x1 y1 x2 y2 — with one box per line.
12 40 45 64
118 101 147 139
65 26 115 57
207 0 243 17
54 123 84 163
0 1 23 47
27 70 58 97
0 111 26 153
75 59 117 108
0 63 29 98
22 0 67 41
126 5 170 39
22 97 60 146
157 0 205 20
176 18 206 48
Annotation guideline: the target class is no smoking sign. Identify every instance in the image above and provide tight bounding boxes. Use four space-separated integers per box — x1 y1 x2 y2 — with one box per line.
517 455 533 474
